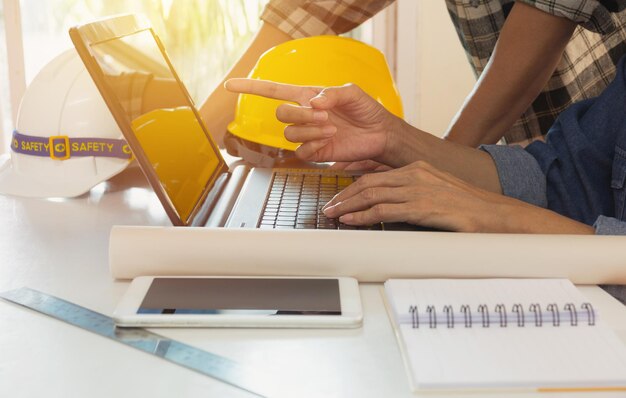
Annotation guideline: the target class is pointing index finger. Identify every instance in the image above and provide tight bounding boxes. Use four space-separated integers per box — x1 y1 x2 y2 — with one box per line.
224 78 319 105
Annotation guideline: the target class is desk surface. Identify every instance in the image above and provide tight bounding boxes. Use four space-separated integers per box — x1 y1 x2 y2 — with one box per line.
1 166 626 398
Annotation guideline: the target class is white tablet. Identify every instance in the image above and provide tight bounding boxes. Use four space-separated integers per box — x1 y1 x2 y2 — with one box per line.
113 276 362 328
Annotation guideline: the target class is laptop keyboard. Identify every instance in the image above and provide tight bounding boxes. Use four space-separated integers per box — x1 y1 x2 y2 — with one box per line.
257 170 442 232
258 170 369 230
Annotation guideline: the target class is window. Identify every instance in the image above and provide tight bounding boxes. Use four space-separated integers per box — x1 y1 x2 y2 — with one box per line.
0 1 12 146
0 0 270 152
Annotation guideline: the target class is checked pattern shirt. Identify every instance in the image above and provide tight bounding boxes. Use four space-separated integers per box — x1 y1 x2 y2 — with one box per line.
261 0 626 145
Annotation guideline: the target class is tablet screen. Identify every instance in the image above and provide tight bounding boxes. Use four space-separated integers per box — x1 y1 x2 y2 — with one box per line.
137 278 341 315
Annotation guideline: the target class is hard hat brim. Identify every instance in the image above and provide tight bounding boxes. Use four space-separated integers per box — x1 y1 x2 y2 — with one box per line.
0 154 127 198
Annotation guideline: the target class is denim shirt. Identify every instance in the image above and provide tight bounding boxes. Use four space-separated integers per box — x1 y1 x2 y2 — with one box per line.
481 56 626 304
482 56 626 235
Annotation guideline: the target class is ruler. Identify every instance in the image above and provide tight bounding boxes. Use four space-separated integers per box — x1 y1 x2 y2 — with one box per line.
0 287 278 398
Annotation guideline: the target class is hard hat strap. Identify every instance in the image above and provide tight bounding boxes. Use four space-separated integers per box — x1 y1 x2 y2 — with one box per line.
11 130 132 161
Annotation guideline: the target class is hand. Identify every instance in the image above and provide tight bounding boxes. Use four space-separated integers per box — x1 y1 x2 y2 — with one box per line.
225 79 402 164
322 161 595 234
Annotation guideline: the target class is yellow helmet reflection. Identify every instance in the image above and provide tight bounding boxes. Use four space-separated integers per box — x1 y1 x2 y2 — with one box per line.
132 107 219 221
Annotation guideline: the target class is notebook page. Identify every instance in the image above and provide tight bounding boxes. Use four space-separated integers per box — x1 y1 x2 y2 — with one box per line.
384 279 626 391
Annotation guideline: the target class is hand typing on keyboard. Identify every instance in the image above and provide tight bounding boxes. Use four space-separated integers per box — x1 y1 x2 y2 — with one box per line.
321 161 577 233
258 170 431 231
259 170 361 230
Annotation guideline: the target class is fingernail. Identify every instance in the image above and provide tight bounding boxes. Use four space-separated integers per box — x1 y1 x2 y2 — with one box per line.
313 93 327 103
339 214 353 223
313 111 328 122
322 125 336 136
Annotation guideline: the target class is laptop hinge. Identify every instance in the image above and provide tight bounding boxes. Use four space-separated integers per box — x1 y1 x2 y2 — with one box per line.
190 171 230 227
203 164 251 227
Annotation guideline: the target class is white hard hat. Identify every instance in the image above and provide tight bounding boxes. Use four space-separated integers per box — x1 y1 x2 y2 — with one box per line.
0 48 131 198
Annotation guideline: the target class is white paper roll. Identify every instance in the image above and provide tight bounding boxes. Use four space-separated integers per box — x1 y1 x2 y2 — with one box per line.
108 226 626 283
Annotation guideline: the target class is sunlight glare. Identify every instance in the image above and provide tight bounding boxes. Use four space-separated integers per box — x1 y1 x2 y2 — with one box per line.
160 0 173 19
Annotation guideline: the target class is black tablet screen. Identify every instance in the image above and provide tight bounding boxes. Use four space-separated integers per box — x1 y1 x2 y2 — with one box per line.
138 278 341 315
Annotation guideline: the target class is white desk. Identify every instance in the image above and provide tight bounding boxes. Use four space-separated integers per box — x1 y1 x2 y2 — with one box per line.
1 165 626 398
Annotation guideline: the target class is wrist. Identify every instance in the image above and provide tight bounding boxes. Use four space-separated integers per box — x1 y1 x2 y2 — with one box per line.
377 116 431 167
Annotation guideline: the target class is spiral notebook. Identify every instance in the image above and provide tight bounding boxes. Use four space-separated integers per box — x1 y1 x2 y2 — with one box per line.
384 279 626 393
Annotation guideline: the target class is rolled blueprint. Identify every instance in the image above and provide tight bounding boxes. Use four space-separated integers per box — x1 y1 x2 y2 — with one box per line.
109 226 626 283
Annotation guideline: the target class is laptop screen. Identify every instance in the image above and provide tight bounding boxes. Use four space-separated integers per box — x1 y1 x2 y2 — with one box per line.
84 27 222 222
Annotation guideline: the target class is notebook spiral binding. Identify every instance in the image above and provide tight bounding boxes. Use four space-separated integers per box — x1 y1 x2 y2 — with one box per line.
408 302 595 329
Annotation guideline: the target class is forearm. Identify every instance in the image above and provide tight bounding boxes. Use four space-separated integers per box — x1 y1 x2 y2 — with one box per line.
497 201 595 234
444 2 576 146
198 22 291 146
381 118 503 194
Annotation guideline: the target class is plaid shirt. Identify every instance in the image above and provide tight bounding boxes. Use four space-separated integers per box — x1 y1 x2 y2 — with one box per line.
261 0 626 145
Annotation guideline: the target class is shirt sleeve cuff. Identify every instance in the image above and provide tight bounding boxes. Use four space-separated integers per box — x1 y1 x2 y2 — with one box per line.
480 145 548 208
593 215 626 235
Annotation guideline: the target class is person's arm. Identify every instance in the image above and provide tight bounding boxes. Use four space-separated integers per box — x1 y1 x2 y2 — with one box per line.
225 78 502 192
321 160 595 234
444 1 577 146
198 23 291 147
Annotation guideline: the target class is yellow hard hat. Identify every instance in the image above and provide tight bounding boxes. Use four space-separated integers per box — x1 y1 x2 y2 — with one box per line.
226 36 403 165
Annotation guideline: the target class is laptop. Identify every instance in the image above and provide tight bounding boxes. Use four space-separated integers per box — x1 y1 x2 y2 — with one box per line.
69 15 425 231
